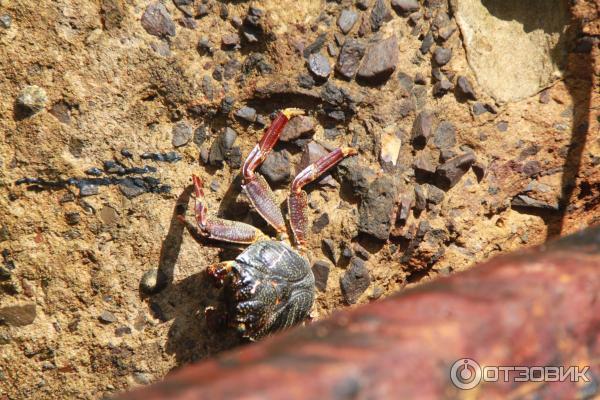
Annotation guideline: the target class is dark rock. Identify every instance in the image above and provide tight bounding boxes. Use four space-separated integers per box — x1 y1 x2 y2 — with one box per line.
341 243 354 259
197 37 214 55
336 39 366 79
119 179 147 198
234 106 256 123
212 66 223 81
99 311 117 324
210 180 220 192
352 243 371 260
414 72 427 85
312 213 330 234
397 193 414 224
472 102 488 116
171 121 192 147
16 85 47 115
0 14 12 29
65 212 80 226
0 304 36 327
433 78 453 97
397 72 414 96
356 0 371 10
456 76 476 100
120 149 133 158
221 33 240 48
307 53 331 80
327 110 345 122
179 17 197 29
298 73 315 89
312 260 331 292
425 183 444 205
115 326 132 337
497 121 508 132
85 167 103 176
196 3 209 17
419 32 434 54
140 152 182 162
435 153 476 190
370 0 392 32
413 151 437 175
433 121 456 150
433 47 452 66
303 33 327 58
141 2 176 38
511 195 559 211
414 184 427 211
391 0 419 14
140 268 167 295
358 175 399 240
356 35 398 83
440 148 457 162
49 101 71 124
411 110 435 148
338 9 358 34
259 150 291 185
334 32 346 46
337 157 377 197
220 96 235 115
340 258 371 304
322 238 338 264
219 3 229 19
79 184 99 197
280 116 316 141
193 126 207 148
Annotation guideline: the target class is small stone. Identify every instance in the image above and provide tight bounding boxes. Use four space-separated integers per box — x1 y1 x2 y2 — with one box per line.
179 17 197 29
356 0 371 10
438 24 456 41
322 238 338 264
171 121 192 147
358 176 399 240
103 160 125 174
336 39 366 79
220 95 235 115
370 0 392 32
259 150 291 185
307 53 331 80
16 85 47 115
340 258 371 304
368 286 384 300
79 184 99 197
0 304 36 327
327 43 339 57
298 73 315 89
219 3 229 19
511 195 559 211
357 35 399 83
196 3 209 17
337 9 358 34
353 243 371 260
433 78 453 97
414 184 427 211
221 33 240 48
234 106 256 122
133 372 153 385
419 32 434 54
411 110 435 148
280 116 316 141
99 311 117 324
425 183 444 205
193 126 207 147
456 76 476 100
312 260 331 292
312 213 330 234
209 127 237 167
85 167 103 176
119 179 147 198
337 157 377 197
391 0 419 14
433 121 456 150
435 153 476 190
140 268 167 295
50 101 71 124
414 72 427 85
303 33 328 58
472 102 488 116
0 14 12 29
539 89 550 104
413 151 437 175
115 326 132 337
141 2 176 38
65 212 80 226
496 121 508 132
397 72 414 96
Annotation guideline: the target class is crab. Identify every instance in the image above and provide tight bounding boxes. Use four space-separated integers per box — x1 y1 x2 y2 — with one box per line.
180 108 357 340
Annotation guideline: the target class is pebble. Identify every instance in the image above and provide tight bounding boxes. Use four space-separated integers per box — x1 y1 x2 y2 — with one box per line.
141 2 176 38
0 304 36 326
411 110 435 148
413 151 437 175
397 72 414 96
356 0 371 10
340 258 371 304
0 14 11 29
352 243 371 260
312 213 330 234
433 121 456 150
420 32 434 54
433 78 453 97
322 238 338 264
335 39 366 79
65 212 80 226
496 121 509 132
79 184 99 197
16 85 47 115
435 153 476 190
193 126 207 148
370 0 392 32
425 183 445 205
307 53 331 80
280 116 316 141
99 311 117 324
221 33 240 48
391 0 419 14
337 157 376 197
298 73 315 89
337 9 358 34
414 184 427 211
234 106 257 123
140 152 182 162
196 3 209 17
179 17 197 29
356 35 399 83
259 150 291 185
472 102 488 116
327 43 339 57
456 76 476 100
303 33 327 58
85 167 103 176
438 24 456 41
312 260 331 292
140 268 167 295
209 127 238 167
220 95 235 115
433 47 452 65
358 176 399 240
119 178 147 198
171 121 192 147
539 89 550 104
115 326 132 337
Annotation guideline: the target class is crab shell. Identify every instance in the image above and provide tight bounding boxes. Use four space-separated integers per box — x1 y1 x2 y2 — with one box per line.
224 240 315 340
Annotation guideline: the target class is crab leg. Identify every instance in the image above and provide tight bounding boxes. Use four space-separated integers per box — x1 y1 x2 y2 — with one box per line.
241 108 304 234
289 147 357 246
180 175 267 244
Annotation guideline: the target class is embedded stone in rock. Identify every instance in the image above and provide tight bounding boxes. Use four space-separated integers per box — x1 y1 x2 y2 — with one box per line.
456 76 476 100
234 106 256 123
356 35 399 83
312 213 330 234
141 2 176 38
336 39 366 79
340 257 371 304
0 304 36 327
411 110 435 148
337 9 358 34
370 0 392 32
433 78 453 97
307 53 331 80
358 175 399 240
414 184 427 211
433 121 456 150
433 47 452 65
420 32 434 54
16 85 47 115
312 260 331 292
337 157 377 197
435 153 476 190
171 121 192 147
209 127 237 167
258 150 291 185
221 33 240 48
392 0 419 14
413 151 437 176
280 116 316 141
450 0 570 102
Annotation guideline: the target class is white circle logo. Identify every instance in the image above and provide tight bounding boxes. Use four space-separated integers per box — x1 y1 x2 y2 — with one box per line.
450 358 482 390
